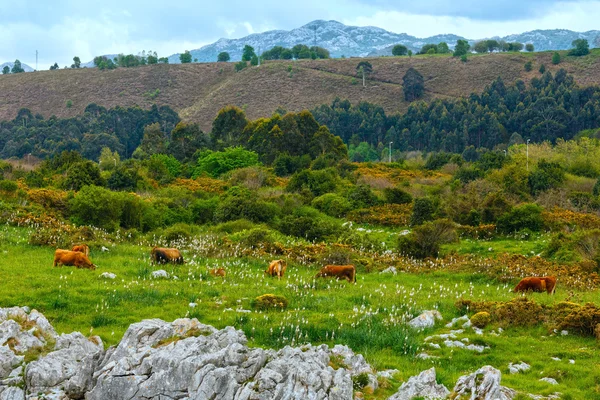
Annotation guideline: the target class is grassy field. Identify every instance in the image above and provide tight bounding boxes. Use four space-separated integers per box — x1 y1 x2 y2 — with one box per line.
1 225 598 399
1 50 600 130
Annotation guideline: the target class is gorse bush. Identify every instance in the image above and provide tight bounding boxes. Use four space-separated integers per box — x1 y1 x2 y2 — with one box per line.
214 186 279 223
193 147 260 178
311 193 352 217
398 218 458 259
383 187 412 205
496 203 544 234
410 198 435 226
287 168 338 197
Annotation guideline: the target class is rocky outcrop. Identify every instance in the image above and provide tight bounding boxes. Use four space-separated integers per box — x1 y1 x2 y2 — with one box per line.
452 366 516 400
0 307 375 400
387 367 449 400
408 311 443 330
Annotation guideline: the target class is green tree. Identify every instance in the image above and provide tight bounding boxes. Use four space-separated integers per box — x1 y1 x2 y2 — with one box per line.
64 161 105 191
403 67 425 102
453 40 470 57
419 44 438 54
525 43 535 52
310 46 330 59
242 45 256 62
473 41 489 53
569 39 590 56
158 57 169 64
392 44 408 56
2 66 9 74
49 63 59 70
138 123 167 156
496 204 543 233
437 42 450 54
179 50 192 63
524 61 533 71
69 185 123 231
211 105 248 147
250 54 259 66
217 52 231 62
11 60 25 73
193 147 260 178
508 42 524 51
147 51 158 64
356 61 373 87
99 147 120 170
72 56 81 68
539 64 546 74
552 52 561 65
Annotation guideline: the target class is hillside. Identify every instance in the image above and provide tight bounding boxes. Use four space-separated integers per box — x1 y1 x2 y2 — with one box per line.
1 51 600 131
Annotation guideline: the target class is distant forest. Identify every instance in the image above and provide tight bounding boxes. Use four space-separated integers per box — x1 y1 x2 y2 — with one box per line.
1 69 600 161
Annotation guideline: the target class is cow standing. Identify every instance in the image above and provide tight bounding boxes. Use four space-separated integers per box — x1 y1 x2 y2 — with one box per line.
265 260 287 280
150 247 184 264
54 249 96 270
514 276 557 295
314 265 356 283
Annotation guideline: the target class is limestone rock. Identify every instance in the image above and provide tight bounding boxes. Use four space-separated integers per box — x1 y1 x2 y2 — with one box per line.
99 272 116 279
151 269 169 279
408 311 442 330
387 368 449 400
508 362 530 374
381 267 397 274
452 366 516 400
0 346 22 380
540 377 558 385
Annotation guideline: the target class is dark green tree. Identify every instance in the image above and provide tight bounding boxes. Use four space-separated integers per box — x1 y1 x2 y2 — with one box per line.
356 61 373 87
179 50 192 63
402 67 425 102
2 66 9 74
64 161 105 191
217 52 230 62
11 60 25 73
242 45 256 62
147 51 158 64
552 52 561 65
392 44 408 56
524 61 533 71
569 39 590 56
453 40 470 57
49 63 59 70
437 42 450 54
211 105 248 147
525 43 535 52
419 44 438 54
410 197 435 226
72 56 81 68
473 41 488 53
539 64 546 74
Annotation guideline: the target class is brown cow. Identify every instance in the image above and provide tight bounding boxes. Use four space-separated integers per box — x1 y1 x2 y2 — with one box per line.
71 244 90 257
150 247 184 264
53 249 96 270
514 276 557 295
265 260 287 280
314 265 356 283
209 268 226 277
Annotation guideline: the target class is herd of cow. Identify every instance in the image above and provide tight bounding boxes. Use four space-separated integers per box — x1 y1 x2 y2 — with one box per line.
52 245 557 293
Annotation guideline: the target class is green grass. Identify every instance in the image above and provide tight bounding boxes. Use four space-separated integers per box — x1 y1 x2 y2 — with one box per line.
0 225 598 399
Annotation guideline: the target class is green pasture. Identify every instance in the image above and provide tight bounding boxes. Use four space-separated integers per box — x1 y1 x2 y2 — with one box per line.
0 226 599 399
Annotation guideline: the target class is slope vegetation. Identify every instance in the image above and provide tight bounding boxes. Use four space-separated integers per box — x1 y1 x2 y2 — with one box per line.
1 51 600 131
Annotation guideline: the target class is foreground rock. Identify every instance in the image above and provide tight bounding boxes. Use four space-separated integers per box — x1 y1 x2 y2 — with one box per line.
408 310 443 330
452 365 516 400
387 367 449 400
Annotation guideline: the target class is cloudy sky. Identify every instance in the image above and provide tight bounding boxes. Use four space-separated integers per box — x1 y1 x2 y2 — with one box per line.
1 0 599 69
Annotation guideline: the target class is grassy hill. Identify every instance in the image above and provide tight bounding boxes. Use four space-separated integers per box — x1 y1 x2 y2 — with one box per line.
1 50 600 131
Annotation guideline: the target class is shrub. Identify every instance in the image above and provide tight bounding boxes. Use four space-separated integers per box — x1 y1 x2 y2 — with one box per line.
410 198 435 226
29 228 72 248
162 223 193 242
228 166 274 189
273 154 311 177
311 193 352 217
251 294 288 311
64 161 105 191
214 186 279 223
193 147 260 178
234 61 247 72
496 203 544 234
346 184 380 208
552 52 561 65
191 197 219 225
107 167 140 191
424 152 452 170
0 180 18 193
151 154 182 178
287 169 338 197
383 187 412 205
69 185 123 231
347 204 412 227
555 303 600 336
524 61 533 71
278 208 341 242
455 167 483 184
528 159 565 195
398 219 458 259
470 312 491 328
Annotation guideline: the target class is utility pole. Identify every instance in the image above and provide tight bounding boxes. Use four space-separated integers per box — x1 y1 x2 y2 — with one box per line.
389 142 393 163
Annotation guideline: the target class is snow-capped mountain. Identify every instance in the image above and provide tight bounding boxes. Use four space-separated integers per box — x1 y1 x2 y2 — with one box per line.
0 61 34 73
167 20 600 63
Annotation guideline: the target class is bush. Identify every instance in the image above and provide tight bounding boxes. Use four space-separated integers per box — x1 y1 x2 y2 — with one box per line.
234 61 247 72
398 219 458 259
383 187 412 205
251 294 288 311
287 169 338 197
424 152 452 170
470 312 491 328
273 154 311 177
191 197 219 225
162 223 193 242
278 208 341 242
524 61 533 71
410 198 435 226
0 180 18 193
69 185 124 231
455 167 483 184
214 186 279 223
528 159 565 195
151 154 182 178
496 203 544 234
193 147 260 178
228 166 274 189
107 166 140 191
64 161 105 191
552 52 561 65
346 184 380 208
311 193 352 217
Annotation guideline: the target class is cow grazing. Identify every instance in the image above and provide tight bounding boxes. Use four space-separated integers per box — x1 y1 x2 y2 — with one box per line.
314 265 356 283
53 249 96 270
209 268 226 277
71 244 90 257
514 276 557 295
265 260 287 280
150 247 184 264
